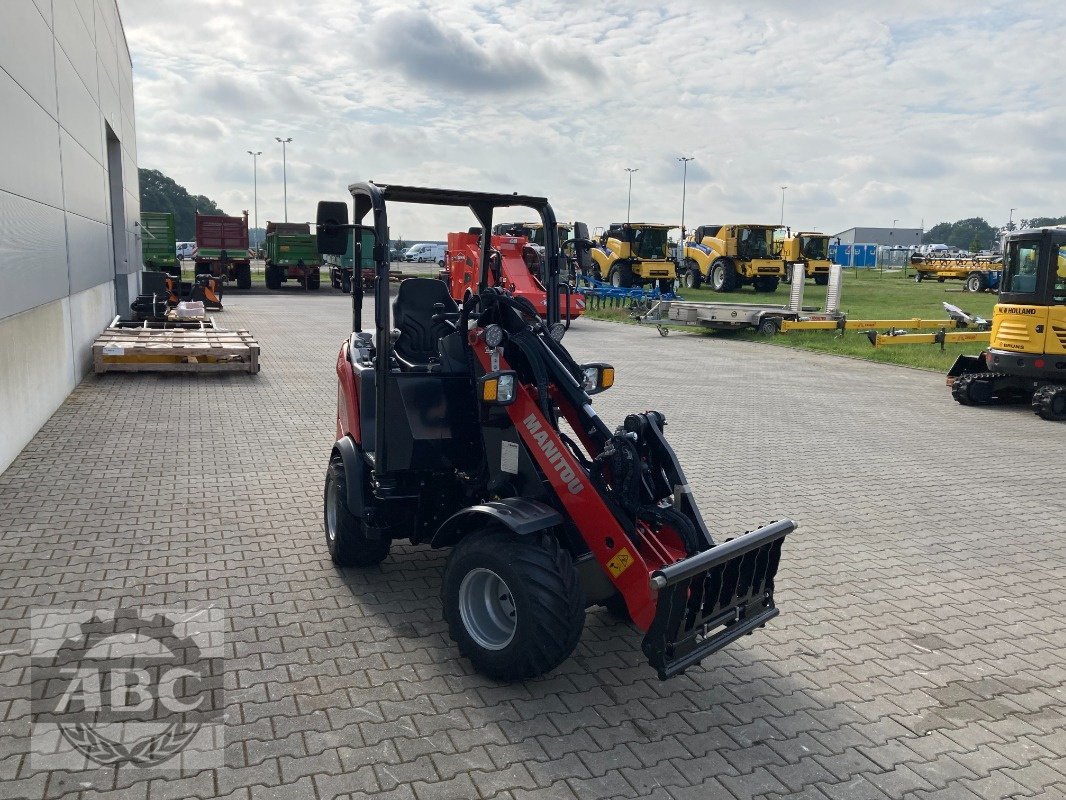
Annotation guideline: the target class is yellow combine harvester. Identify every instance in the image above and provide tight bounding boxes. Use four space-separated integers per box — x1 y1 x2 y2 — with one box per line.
779 231 832 285
681 224 786 292
948 227 1066 420
590 223 677 291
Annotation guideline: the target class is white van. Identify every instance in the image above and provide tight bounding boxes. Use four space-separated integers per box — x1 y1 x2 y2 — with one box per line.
404 243 446 265
175 242 197 260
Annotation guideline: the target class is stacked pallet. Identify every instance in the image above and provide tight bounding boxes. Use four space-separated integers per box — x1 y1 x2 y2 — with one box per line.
92 316 260 374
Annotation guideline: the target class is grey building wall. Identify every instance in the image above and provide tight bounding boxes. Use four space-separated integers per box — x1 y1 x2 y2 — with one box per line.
833 227 923 247
0 0 140 472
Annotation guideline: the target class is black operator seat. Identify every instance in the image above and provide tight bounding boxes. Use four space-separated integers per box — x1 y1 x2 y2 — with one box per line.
392 278 459 370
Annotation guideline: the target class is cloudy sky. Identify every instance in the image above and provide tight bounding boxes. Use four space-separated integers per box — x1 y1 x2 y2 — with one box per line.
121 0 1064 239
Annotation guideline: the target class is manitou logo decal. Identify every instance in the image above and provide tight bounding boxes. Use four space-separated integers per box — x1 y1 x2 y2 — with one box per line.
522 414 584 495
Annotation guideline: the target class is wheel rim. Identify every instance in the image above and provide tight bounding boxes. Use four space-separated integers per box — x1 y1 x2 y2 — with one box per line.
459 568 517 650
712 266 725 290
611 271 621 288
325 476 338 543
685 271 696 288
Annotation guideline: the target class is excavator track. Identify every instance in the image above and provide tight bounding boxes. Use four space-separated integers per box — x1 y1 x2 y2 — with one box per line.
951 372 1020 406
1031 384 1066 421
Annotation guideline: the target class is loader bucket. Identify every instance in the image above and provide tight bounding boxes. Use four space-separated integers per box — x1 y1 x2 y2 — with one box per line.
642 519 795 680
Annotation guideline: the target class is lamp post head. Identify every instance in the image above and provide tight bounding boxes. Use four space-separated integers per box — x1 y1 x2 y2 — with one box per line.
276 137 292 144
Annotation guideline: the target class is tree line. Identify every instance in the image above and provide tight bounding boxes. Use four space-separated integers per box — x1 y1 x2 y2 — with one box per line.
922 216 1066 251
138 168 227 240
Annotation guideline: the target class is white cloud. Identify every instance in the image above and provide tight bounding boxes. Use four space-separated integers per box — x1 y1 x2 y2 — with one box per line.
122 0 1066 236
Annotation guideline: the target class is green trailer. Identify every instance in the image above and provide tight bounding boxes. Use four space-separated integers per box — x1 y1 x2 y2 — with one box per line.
140 212 180 278
324 229 379 293
264 222 322 290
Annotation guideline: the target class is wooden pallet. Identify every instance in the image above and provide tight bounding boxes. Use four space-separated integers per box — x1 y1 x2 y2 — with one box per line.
92 316 260 374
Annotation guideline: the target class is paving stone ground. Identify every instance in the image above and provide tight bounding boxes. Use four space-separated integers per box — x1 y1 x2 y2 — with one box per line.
1 287 1064 800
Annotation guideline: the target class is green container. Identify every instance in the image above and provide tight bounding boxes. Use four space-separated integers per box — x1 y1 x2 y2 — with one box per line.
265 222 321 267
140 212 178 273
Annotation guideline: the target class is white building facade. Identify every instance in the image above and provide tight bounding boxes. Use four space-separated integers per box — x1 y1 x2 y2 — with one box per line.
0 0 140 471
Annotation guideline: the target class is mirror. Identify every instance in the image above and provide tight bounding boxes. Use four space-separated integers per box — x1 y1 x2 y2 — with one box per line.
571 221 593 273
316 201 349 255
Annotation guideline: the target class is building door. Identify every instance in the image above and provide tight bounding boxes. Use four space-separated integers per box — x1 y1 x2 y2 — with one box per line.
105 125 129 312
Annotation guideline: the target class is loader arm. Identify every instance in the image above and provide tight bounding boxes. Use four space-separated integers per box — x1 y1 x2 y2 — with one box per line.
471 290 796 678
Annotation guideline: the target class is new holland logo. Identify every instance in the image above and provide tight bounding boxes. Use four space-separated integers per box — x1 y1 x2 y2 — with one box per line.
522 414 584 495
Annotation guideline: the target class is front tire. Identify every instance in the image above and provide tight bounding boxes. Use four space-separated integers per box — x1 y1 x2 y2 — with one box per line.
683 263 702 289
814 273 829 286
236 263 252 290
324 458 390 567
710 258 738 292
443 529 585 680
752 277 779 293
609 264 635 288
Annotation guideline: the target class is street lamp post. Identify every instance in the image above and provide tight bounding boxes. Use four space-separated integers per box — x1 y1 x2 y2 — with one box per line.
276 137 293 222
677 156 694 241
625 167 638 224
779 185 788 226
1008 207 1016 231
247 150 262 249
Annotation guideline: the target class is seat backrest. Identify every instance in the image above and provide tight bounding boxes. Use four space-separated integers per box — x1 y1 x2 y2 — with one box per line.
393 278 459 366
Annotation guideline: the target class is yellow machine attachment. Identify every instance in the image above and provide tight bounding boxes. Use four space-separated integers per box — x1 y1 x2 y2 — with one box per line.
681 224 786 293
948 227 1066 420
781 317 960 334
868 329 991 348
590 223 678 291
779 231 833 286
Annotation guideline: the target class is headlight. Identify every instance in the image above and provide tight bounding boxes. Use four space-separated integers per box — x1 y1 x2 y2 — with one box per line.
484 324 505 348
581 363 615 395
549 322 566 342
479 371 517 405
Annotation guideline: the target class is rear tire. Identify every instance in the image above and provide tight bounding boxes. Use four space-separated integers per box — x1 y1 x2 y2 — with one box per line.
265 265 282 291
686 258 703 290
443 529 585 680
324 458 390 567
657 278 674 294
814 274 829 286
236 263 252 290
308 270 320 290
965 272 987 293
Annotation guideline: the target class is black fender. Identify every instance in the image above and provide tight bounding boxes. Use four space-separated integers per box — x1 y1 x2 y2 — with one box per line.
431 498 563 548
331 436 366 515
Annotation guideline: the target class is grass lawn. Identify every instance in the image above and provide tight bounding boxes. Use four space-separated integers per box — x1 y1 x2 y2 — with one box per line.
584 269 997 372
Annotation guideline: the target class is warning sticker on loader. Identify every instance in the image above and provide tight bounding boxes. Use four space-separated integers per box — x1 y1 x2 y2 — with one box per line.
500 440 519 474
607 547 634 578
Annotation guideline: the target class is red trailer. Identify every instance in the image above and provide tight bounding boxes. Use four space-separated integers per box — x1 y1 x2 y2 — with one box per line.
443 230 585 320
195 211 252 289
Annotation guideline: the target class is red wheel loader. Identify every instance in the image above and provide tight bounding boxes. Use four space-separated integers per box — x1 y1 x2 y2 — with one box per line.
317 183 796 681
442 227 586 321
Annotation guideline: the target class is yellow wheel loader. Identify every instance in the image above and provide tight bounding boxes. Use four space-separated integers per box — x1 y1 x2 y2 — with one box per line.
590 223 678 291
948 227 1066 420
779 231 832 285
681 224 786 293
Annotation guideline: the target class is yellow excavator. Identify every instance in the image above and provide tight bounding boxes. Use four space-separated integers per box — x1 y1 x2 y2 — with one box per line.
949 227 1066 420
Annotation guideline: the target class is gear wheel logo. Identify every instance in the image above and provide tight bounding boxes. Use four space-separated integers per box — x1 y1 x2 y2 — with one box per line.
31 608 224 770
